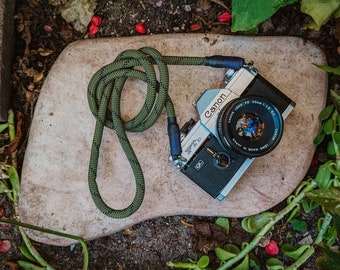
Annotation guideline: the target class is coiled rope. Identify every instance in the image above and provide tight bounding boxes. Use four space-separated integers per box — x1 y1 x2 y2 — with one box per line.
87 47 245 218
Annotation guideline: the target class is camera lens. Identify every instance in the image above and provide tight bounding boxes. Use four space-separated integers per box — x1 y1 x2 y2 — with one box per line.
217 96 283 157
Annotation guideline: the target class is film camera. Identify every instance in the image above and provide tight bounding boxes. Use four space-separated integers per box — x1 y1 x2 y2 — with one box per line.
172 64 295 200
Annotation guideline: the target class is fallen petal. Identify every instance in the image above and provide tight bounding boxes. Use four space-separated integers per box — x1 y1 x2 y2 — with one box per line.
190 23 202 31
156 0 163 7
89 25 99 36
91 16 102 27
265 240 279 255
218 12 231 22
135 22 146 34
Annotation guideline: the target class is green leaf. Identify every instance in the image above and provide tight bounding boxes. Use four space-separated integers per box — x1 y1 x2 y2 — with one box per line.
290 219 307 231
331 90 340 114
215 217 230 233
314 162 332 188
0 123 8 133
314 64 340 75
20 245 38 263
249 255 261 270
166 261 197 269
0 180 10 193
265 258 284 270
223 243 241 254
233 255 249 270
241 212 275 233
333 132 340 145
17 260 46 270
307 187 340 217
324 118 334 135
0 180 13 201
327 141 336 155
301 0 340 30
316 242 340 270
286 204 300 223
197 255 209 269
302 197 319 213
319 104 334 120
281 244 311 259
215 247 236 261
313 131 326 145
323 226 337 246
328 162 340 177
231 0 298 32
333 215 340 236
8 166 20 201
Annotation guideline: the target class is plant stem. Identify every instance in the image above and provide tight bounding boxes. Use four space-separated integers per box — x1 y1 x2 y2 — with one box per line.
315 212 333 244
13 201 55 269
285 246 315 270
7 109 15 142
0 217 89 270
217 182 316 270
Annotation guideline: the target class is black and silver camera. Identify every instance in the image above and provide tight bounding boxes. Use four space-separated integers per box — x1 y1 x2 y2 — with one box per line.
173 64 295 200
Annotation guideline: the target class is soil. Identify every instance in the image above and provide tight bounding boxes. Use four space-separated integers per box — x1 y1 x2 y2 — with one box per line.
1 0 340 269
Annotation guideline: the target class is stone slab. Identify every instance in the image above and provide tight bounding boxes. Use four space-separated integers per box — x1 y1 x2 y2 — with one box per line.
0 0 16 121
19 34 327 246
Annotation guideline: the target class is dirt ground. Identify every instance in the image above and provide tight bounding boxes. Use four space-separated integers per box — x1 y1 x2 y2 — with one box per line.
1 0 340 269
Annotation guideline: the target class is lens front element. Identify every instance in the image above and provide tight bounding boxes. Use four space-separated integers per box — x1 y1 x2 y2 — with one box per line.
218 96 283 157
236 113 264 140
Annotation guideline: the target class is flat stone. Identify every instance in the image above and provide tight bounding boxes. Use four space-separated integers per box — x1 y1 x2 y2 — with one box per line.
19 34 327 246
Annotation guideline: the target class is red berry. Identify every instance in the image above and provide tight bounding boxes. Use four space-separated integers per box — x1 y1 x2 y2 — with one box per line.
311 157 319 166
218 12 231 22
0 240 11 253
135 22 146 34
265 240 279 255
89 25 98 36
43 24 53 32
91 16 102 27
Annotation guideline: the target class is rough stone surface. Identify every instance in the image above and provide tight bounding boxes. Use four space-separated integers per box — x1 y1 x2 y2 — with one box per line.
19 34 327 246
0 0 16 121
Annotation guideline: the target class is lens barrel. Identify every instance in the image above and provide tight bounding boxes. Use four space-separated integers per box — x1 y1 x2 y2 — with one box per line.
218 96 283 157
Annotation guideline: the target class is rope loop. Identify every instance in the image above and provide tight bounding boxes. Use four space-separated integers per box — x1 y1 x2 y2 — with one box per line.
87 47 178 218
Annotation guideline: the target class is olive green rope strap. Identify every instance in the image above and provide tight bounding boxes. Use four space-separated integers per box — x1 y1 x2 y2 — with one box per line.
87 47 245 218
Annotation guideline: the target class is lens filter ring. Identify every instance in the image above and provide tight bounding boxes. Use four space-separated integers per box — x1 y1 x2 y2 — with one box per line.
218 96 283 157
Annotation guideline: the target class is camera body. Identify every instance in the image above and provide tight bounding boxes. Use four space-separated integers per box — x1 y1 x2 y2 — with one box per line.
174 66 295 200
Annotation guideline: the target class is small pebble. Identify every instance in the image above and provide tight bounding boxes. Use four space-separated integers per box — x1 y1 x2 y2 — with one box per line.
184 5 191 12
298 234 313 245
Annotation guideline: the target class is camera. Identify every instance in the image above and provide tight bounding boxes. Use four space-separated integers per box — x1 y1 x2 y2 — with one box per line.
173 64 295 200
